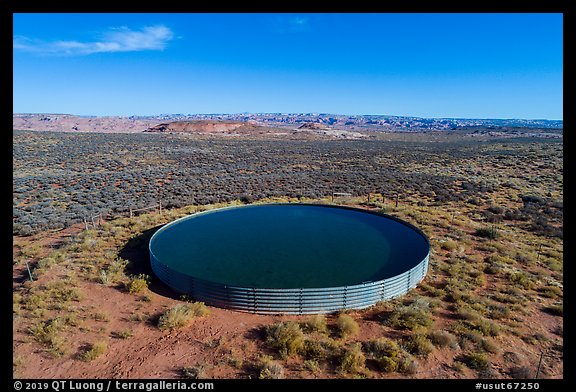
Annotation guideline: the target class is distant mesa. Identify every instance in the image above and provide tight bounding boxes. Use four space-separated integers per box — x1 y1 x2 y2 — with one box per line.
297 122 330 130
144 120 253 134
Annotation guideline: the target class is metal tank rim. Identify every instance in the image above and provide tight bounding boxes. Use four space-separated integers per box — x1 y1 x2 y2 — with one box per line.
149 202 430 314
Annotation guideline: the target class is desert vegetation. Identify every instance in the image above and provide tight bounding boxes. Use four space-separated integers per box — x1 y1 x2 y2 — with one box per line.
13 130 562 379
13 131 562 238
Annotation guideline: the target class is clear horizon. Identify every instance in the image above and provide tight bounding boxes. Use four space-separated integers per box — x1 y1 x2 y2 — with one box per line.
13 13 563 120
12 111 563 122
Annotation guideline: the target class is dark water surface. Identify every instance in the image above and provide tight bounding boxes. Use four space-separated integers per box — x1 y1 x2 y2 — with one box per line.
150 204 429 289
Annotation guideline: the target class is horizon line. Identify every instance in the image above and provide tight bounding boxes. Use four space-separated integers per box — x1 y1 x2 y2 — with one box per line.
13 112 564 122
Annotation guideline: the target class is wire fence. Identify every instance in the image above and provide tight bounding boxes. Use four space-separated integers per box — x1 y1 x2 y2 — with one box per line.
81 201 163 230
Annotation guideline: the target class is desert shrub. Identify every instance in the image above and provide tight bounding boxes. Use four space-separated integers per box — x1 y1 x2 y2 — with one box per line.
44 280 82 303
514 252 536 265
440 240 458 251
366 337 418 374
428 330 459 349
480 338 499 354
29 318 67 356
487 205 505 215
484 262 503 275
104 257 129 284
157 302 210 331
22 292 48 312
265 321 305 358
93 311 110 322
461 351 490 371
258 356 285 379
469 318 501 337
475 227 500 240
303 314 328 334
445 287 473 304
113 330 133 339
336 313 360 338
126 274 151 294
386 301 433 331
538 285 562 299
338 343 365 374
509 366 533 379
419 282 445 298
13 293 22 314
377 355 398 372
403 333 434 358
455 304 482 322
397 354 418 375
302 339 331 361
80 341 107 361
304 359 321 373
507 272 535 290
181 365 207 379
521 333 549 345
544 303 563 316
484 304 510 320
364 337 401 358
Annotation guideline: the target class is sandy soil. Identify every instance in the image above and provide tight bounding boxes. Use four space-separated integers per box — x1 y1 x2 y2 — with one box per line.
12 205 563 380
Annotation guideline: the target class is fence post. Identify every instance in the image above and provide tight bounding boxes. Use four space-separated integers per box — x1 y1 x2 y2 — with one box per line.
395 193 399 208
159 201 162 215
535 350 544 378
25 260 34 282
129 207 133 218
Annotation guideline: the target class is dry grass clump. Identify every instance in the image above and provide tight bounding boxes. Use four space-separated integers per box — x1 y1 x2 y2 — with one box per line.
157 302 210 331
302 314 328 334
181 365 207 379
336 313 360 338
538 285 562 299
28 317 67 357
80 341 108 361
126 274 151 294
258 355 286 379
428 330 459 349
544 303 563 316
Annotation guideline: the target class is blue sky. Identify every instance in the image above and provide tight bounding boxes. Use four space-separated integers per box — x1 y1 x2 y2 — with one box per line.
13 13 563 119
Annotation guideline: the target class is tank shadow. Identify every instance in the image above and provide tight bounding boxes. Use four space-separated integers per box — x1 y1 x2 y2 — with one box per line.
117 224 181 300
